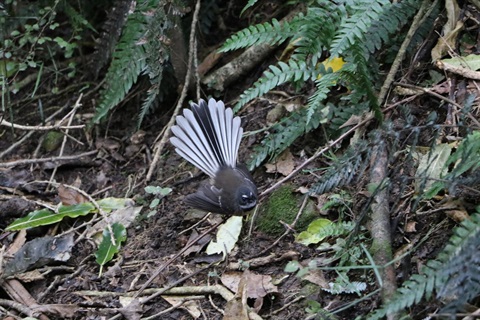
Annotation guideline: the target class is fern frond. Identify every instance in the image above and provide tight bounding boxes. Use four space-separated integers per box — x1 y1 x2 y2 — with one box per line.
438 219 480 313
291 4 344 62
62 2 96 33
221 17 302 52
92 1 158 124
366 0 420 53
241 0 260 15
340 46 380 120
248 104 326 170
235 60 320 110
426 130 480 198
311 141 369 195
330 0 390 57
368 211 480 319
137 83 160 127
137 1 176 127
444 130 480 178
306 72 341 125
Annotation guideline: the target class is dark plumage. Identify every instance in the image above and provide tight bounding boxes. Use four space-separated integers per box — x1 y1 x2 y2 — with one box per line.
170 98 257 215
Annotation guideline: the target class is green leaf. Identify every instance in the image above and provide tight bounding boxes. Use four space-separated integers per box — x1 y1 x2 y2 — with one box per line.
284 260 300 273
95 223 127 276
149 198 160 208
144 186 172 196
58 202 95 217
6 202 97 231
6 209 57 231
441 54 480 71
296 218 333 245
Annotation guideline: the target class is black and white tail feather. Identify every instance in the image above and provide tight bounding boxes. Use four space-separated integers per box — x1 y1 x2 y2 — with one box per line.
171 99 241 177
170 98 257 215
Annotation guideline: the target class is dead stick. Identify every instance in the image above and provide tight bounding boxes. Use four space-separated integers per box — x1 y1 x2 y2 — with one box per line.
146 0 202 182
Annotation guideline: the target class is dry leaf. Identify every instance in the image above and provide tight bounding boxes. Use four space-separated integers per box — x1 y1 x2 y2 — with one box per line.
282 97 303 112
431 0 462 61
224 273 249 320
303 268 328 288
162 296 201 319
446 208 469 223
265 149 295 176
266 104 286 124
58 184 88 205
440 199 469 222
87 205 142 242
130 130 146 144
221 270 278 299
405 221 417 233
296 186 310 194
6 229 27 256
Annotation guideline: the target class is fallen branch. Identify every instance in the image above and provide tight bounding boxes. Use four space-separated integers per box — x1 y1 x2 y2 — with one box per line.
0 119 84 131
0 103 73 159
202 7 305 92
0 150 98 168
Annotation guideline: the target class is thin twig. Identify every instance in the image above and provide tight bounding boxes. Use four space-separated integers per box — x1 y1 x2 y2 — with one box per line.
260 116 373 197
0 119 84 131
47 94 83 190
0 103 72 159
394 82 480 127
0 150 98 168
0 298 33 317
377 0 434 106
248 195 309 259
146 0 202 182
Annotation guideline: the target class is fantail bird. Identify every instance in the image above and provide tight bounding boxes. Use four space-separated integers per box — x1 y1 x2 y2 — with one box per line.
170 98 258 215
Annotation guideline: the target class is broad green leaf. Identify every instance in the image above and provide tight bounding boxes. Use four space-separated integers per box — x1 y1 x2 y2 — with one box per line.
6 209 57 231
149 198 160 208
95 223 127 276
7 203 96 231
296 218 333 246
158 187 172 196
58 202 95 217
145 186 162 194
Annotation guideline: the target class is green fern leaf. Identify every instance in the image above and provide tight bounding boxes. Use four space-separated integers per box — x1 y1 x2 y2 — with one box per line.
368 211 480 319
221 17 301 52
366 0 420 54
92 1 157 124
248 104 326 169
241 0 260 15
330 0 390 57
311 141 369 195
235 59 319 110
291 4 343 62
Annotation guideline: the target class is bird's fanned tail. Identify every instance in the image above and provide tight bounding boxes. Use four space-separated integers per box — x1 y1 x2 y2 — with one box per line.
170 98 242 177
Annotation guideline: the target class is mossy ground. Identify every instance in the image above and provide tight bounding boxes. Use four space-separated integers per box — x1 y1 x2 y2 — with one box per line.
257 185 319 236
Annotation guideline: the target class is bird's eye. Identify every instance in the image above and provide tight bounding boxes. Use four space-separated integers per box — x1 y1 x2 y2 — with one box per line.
239 191 256 208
